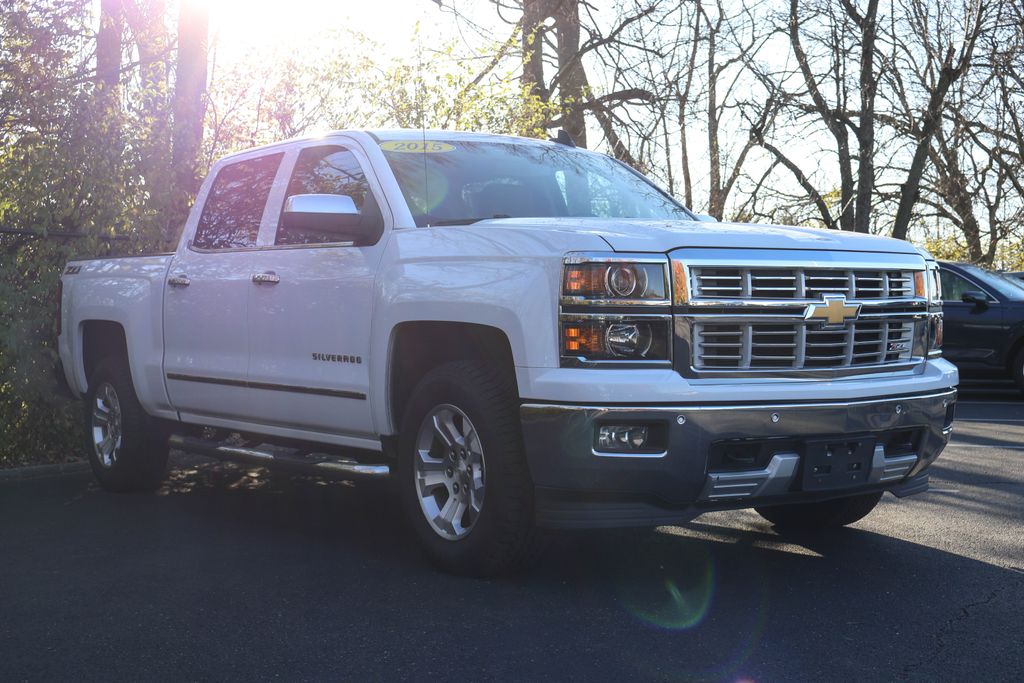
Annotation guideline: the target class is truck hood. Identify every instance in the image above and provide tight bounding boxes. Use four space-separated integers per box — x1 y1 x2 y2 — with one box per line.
477 217 919 255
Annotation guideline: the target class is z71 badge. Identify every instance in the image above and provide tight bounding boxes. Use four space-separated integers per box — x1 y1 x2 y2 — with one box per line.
312 352 362 364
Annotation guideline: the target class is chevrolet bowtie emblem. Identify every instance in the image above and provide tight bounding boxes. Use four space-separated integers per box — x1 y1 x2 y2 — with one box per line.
804 294 861 326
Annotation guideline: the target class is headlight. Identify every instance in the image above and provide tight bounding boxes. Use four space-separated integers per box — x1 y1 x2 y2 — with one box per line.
560 253 671 366
561 317 671 361
562 256 668 303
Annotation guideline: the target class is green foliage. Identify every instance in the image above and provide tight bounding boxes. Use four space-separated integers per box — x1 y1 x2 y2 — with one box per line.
0 0 164 466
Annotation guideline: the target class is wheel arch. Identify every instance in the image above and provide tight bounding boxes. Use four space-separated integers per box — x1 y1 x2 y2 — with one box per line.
81 320 129 390
385 321 518 436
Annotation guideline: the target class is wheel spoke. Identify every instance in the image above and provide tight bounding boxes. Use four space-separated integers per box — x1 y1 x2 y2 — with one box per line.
433 412 464 449
437 496 467 535
92 405 109 426
419 470 448 493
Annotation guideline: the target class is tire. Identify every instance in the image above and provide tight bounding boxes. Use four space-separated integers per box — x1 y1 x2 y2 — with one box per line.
396 360 540 577
85 357 168 492
1012 347 1024 393
755 491 883 530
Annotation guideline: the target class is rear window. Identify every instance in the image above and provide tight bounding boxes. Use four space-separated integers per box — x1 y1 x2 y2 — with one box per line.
194 153 284 249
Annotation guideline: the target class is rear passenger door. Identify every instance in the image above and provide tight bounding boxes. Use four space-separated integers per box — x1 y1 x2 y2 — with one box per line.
163 151 285 422
244 141 389 445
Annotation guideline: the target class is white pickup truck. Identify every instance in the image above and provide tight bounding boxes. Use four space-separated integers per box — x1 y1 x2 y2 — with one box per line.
58 130 957 575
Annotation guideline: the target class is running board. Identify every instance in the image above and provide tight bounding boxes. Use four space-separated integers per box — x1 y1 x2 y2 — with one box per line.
168 434 390 478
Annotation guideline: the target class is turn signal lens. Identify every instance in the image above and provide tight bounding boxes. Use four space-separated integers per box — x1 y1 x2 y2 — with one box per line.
914 271 926 298
672 260 689 304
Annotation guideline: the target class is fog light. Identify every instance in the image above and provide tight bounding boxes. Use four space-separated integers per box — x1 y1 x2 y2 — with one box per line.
597 425 649 451
606 322 653 357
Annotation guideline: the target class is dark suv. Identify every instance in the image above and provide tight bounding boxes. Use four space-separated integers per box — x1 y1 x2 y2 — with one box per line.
938 261 1024 391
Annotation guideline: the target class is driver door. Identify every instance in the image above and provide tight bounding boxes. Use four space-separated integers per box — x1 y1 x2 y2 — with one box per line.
244 142 390 442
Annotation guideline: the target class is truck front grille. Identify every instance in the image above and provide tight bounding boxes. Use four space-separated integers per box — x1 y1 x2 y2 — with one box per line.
693 320 915 370
692 267 914 300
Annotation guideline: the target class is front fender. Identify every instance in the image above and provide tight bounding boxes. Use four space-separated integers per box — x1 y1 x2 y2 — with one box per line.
369 225 609 433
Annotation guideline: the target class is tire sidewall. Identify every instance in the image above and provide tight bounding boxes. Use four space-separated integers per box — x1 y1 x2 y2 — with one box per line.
85 358 166 491
397 364 529 573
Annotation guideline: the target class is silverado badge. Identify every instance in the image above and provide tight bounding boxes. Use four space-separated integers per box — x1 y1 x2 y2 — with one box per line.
804 294 861 326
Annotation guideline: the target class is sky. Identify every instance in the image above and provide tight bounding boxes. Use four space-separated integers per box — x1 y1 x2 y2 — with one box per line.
205 0 468 60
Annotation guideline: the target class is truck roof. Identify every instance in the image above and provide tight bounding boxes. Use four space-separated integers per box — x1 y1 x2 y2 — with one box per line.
217 129 564 163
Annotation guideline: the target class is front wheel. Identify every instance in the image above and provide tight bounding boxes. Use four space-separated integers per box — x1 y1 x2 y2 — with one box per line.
85 357 168 492
397 361 539 577
755 491 883 530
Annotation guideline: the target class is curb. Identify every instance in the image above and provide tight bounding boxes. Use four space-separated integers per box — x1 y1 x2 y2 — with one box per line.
0 461 90 482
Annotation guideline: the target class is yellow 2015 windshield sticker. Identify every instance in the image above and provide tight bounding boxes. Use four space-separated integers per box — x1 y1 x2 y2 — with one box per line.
380 140 455 153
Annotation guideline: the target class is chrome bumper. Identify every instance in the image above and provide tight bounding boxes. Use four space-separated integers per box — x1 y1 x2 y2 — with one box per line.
520 388 956 528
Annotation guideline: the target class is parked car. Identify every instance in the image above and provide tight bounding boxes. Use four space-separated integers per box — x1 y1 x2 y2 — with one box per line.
938 261 1024 391
57 130 957 576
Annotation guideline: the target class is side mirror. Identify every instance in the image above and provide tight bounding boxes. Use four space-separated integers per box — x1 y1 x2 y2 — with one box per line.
282 194 368 240
961 290 989 307
694 213 717 223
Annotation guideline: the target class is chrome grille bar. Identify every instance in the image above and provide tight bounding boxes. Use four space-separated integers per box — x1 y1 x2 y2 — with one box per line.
693 320 916 370
692 267 916 301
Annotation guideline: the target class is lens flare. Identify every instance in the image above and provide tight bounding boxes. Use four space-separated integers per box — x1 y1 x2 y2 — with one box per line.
617 544 715 630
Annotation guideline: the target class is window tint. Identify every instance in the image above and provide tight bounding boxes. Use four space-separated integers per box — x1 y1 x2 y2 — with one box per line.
193 153 283 250
276 145 381 246
940 269 983 302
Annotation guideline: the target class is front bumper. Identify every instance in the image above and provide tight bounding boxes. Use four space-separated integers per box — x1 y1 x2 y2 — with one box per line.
521 388 956 529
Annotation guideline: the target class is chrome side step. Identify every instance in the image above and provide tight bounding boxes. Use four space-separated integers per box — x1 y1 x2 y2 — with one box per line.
168 434 390 478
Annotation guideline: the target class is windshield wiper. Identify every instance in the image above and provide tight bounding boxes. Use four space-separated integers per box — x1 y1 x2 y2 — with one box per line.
428 215 511 226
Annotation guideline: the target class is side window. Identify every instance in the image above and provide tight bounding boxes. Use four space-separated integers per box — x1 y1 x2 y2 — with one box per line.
940 270 981 302
193 153 283 250
276 145 381 246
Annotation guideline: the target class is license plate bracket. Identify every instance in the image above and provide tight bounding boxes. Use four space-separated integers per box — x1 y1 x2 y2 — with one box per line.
802 437 875 491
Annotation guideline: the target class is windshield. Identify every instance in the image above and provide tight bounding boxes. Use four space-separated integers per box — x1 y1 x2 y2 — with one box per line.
379 139 692 227
959 263 1024 300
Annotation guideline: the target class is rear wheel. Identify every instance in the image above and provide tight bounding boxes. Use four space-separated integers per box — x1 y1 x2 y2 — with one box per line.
755 492 883 530
397 361 539 577
85 357 168 492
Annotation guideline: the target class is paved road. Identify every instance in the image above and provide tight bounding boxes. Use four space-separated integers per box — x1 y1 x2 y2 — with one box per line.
2 383 1022 682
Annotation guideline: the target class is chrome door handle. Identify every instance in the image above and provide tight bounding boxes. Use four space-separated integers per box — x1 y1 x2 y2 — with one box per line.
168 275 191 287
252 272 280 285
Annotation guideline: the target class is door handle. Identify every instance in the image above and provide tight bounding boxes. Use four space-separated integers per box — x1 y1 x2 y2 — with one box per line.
168 275 191 287
252 271 281 285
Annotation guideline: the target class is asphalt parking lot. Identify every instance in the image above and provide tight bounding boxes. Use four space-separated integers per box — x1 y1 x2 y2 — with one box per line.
2 381 1022 682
